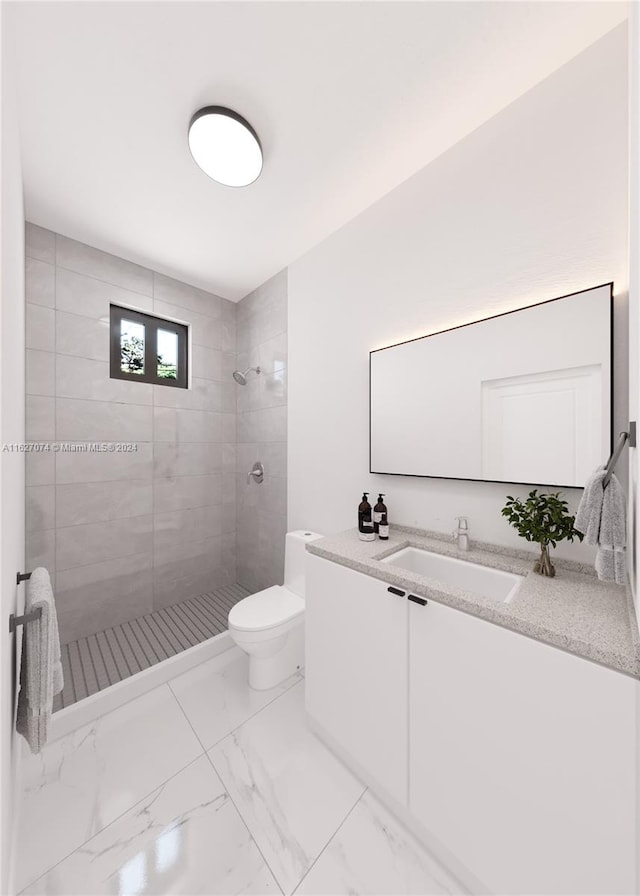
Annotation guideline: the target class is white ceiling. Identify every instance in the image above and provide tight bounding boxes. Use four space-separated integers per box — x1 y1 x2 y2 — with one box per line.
7 1 629 301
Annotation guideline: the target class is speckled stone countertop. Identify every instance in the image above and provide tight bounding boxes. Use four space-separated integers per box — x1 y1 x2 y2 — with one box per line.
307 526 640 679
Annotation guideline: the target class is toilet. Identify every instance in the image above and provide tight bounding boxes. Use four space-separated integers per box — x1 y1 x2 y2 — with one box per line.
228 530 323 690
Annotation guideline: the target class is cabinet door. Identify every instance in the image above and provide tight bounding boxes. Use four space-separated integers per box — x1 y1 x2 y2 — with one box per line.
305 553 408 805
409 598 636 895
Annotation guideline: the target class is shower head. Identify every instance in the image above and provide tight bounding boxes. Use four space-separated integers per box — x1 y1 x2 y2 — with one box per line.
232 366 261 386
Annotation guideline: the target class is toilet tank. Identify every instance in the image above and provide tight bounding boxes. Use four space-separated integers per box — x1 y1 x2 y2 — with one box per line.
284 530 323 597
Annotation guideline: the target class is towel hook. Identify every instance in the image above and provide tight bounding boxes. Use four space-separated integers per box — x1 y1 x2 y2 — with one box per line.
9 570 40 633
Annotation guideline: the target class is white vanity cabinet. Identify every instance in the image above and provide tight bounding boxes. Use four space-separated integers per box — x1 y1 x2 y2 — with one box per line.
305 553 638 895
305 553 408 805
409 597 637 896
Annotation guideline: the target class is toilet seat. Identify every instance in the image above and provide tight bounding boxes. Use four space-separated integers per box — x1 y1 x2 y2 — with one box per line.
228 585 304 633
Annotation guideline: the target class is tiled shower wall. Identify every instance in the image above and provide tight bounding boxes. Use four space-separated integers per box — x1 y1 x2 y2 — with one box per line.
24 223 238 644
236 271 288 593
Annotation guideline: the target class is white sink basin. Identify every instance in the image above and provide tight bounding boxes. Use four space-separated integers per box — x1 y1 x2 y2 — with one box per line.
380 546 523 603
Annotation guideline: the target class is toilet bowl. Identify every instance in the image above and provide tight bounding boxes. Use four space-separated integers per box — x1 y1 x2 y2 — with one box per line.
228 530 322 690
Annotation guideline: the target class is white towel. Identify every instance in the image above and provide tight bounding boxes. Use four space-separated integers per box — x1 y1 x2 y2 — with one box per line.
16 568 63 754
575 468 627 585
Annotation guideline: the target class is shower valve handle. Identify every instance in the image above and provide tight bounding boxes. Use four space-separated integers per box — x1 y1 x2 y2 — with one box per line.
247 462 264 485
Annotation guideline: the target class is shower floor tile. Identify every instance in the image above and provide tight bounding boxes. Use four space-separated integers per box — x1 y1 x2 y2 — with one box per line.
54 583 250 710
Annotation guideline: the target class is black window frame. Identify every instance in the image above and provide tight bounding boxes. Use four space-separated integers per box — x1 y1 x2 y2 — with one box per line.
110 305 188 388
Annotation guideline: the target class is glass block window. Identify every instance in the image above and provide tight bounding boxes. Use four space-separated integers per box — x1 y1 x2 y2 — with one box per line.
110 306 188 388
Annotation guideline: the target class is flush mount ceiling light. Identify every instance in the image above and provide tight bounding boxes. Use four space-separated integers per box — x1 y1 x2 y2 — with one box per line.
188 106 263 187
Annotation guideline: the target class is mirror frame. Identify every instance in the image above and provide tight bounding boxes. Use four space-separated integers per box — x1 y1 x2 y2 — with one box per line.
369 282 614 488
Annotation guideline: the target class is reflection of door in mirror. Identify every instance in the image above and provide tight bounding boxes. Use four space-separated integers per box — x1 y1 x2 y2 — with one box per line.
369 283 612 487
481 366 602 486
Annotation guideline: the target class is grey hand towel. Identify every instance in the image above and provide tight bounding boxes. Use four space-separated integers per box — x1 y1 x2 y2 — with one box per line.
595 473 627 585
16 568 63 754
575 466 606 545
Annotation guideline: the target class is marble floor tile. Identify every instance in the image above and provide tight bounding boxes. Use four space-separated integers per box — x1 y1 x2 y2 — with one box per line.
209 682 365 895
16 685 202 892
20 755 278 896
169 649 302 749
296 790 465 895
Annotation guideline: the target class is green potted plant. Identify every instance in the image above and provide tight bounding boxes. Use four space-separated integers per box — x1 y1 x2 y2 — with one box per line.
501 490 584 577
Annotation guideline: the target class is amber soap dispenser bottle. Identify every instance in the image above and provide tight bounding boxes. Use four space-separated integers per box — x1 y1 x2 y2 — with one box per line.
358 492 372 531
373 493 387 534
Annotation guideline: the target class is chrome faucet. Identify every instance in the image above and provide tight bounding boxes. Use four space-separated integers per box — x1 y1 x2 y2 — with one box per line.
453 516 469 551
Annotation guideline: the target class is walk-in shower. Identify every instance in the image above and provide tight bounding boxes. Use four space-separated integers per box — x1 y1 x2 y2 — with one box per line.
25 224 288 713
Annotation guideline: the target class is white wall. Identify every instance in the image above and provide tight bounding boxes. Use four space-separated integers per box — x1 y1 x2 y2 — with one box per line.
289 24 628 563
0 9 26 893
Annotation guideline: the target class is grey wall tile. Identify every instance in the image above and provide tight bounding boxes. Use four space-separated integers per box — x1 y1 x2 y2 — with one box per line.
26 350 55 397
221 352 236 382
236 442 260 474
153 407 224 443
153 474 223 513
152 378 233 413
26 303 55 351
56 354 153 405
25 223 55 263
236 268 287 591
56 552 153 643
56 235 153 296
237 405 287 443
56 310 110 361
153 505 224 551
26 528 55 573
191 344 223 382
254 299 287 346
261 475 287 517
219 530 236 578
56 480 153 527
153 442 222 478
153 272 222 319
153 406 177 442
219 303 236 354
152 538 223 609
26 396 55 440
152 531 221 569
55 441 153 484
56 267 153 320
258 332 288 374
26 450 55 487
56 397 153 441
153 299 222 350
222 443 236 473
26 258 55 307
259 441 287 479
56 514 153 570
222 413 235 443
237 369 286 413
26 485 55 532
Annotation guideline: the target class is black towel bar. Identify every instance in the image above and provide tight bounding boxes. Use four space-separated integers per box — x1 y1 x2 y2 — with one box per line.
17 571 32 584
603 422 636 488
9 607 42 634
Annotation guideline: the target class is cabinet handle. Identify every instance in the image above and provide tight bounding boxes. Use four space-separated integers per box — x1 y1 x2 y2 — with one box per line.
387 586 406 597
408 594 428 606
